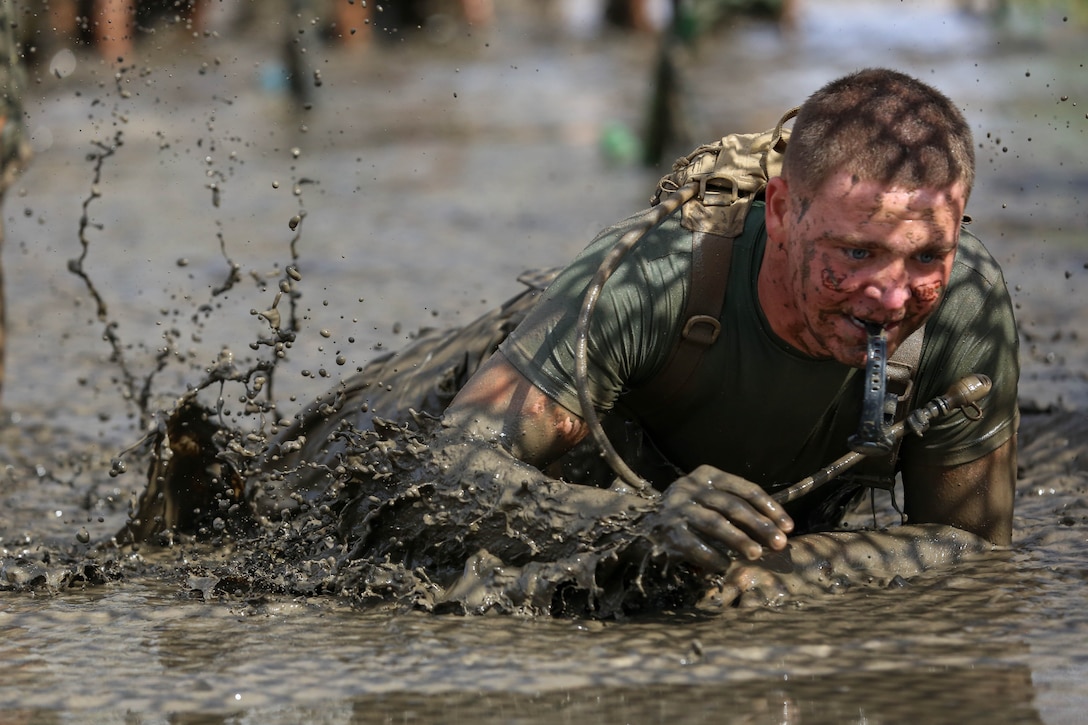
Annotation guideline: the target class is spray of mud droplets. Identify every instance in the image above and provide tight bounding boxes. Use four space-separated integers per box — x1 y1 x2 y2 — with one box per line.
44 64 337 563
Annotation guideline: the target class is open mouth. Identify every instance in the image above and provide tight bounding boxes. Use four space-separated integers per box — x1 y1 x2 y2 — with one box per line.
850 316 886 336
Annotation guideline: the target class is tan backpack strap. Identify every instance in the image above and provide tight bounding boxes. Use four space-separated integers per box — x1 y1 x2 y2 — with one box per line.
627 229 733 410
887 324 925 411
884 323 927 461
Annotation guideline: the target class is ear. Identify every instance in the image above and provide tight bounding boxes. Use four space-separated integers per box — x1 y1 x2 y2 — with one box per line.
763 176 792 245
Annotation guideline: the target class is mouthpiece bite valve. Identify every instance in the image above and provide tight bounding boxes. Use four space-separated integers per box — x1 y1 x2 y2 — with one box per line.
849 322 896 455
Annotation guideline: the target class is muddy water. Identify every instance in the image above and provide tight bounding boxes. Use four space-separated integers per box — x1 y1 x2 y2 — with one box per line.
1 0 1086 722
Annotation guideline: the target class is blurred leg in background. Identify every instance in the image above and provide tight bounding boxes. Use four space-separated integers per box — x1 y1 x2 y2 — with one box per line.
92 0 136 63
460 0 494 27
333 0 372 48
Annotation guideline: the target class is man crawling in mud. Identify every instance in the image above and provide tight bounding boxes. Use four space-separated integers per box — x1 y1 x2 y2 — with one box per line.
128 68 1019 614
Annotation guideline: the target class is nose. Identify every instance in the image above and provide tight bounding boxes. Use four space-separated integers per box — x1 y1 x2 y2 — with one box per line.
862 262 911 314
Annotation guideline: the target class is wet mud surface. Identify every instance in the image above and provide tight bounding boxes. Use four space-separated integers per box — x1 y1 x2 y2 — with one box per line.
1 0 1087 722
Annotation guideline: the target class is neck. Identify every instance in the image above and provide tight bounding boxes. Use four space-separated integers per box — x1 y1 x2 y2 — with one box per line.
756 240 811 356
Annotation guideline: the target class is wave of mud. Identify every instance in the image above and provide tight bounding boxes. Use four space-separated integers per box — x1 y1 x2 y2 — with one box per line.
109 271 691 618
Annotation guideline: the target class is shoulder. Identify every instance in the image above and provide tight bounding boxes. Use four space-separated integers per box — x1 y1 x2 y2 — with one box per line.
950 224 1007 290
932 225 1013 330
930 223 1016 345
907 224 1019 467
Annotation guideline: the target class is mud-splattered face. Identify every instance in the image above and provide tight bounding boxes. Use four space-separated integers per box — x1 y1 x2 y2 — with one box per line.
762 172 966 367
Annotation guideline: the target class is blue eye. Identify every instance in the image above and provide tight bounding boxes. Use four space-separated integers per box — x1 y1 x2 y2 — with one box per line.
916 251 937 264
847 248 869 261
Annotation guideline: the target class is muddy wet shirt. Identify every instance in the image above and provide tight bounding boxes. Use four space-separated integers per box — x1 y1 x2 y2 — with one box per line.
500 202 1019 519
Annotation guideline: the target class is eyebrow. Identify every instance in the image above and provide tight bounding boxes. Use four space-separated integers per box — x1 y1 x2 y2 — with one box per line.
822 231 956 251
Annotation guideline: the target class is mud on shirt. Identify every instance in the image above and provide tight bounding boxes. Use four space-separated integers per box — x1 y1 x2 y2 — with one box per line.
499 202 1020 527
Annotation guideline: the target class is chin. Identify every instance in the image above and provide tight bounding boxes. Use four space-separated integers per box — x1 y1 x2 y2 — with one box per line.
818 344 865 368
830 340 869 368
841 352 868 369
822 331 868 367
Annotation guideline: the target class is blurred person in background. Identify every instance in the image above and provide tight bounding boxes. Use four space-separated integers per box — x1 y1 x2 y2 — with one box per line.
31 0 207 65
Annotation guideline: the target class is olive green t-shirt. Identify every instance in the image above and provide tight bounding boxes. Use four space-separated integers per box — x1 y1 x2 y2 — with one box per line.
500 202 1019 514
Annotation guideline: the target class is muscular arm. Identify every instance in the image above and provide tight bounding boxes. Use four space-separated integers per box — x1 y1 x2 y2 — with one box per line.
901 435 1017 546
443 351 589 468
443 350 794 566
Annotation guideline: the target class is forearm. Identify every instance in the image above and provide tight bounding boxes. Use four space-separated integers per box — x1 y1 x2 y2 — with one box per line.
337 420 656 581
708 524 995 608
903 436 1017 546
789 524 994 576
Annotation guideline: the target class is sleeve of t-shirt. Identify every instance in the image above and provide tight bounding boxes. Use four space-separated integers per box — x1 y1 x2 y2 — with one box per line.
900 231 1020 468
498 211 691 417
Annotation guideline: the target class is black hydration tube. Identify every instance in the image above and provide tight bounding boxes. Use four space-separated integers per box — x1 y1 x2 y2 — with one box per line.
848 322 897 455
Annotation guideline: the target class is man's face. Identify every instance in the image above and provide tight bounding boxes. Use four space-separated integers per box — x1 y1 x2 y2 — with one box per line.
762 171 967 367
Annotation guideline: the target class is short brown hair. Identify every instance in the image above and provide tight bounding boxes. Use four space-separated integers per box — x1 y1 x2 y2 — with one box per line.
783 68 975 198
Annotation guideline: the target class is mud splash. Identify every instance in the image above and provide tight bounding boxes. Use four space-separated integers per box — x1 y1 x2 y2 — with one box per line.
0 6 1038 619
6 270 993 621
2 258 996 619
1 0 1087 720
100 271 687 618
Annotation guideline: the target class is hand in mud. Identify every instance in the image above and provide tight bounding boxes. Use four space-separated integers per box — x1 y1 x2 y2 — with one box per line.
697 524 996 609
643 465 794 572
698 534 862 609
700 547 812 609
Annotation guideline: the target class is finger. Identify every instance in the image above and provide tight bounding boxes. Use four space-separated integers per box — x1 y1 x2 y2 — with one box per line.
690 468 795 533
650 521 733 572
735 570 791 609
697 581 740 611
694 490 790 552
716 483 795 534
682 503 765 561
743 494 794 534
